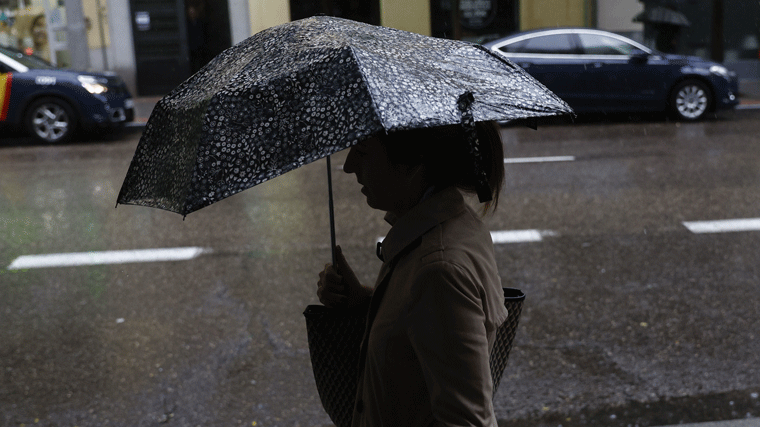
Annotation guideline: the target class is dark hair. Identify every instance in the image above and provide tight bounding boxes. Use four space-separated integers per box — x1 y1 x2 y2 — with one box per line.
380 121 505 214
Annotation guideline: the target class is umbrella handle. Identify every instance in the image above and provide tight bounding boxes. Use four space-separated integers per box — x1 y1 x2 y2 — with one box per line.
326 155 337 266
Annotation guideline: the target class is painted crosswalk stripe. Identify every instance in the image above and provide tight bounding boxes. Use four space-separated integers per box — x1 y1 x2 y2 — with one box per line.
7 247 210 270
504 156 575 164
682 218 760 234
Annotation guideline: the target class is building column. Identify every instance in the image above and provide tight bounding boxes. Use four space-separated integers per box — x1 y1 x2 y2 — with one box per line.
65 0 90 69
106 0 137 94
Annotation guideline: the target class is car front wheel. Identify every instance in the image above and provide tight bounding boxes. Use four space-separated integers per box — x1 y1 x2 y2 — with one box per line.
670 80 712 121
24 97 77 143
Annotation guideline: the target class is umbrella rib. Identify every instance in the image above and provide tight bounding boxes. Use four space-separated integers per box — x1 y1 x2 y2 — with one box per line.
345 45 389 133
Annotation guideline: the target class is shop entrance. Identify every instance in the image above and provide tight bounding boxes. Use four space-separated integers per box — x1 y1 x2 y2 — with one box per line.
289 0 380 25
129 0 231 96
431 0 518 43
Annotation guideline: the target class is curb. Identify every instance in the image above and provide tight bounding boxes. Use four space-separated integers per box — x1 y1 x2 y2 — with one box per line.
653 418 760 427
125 96 760 129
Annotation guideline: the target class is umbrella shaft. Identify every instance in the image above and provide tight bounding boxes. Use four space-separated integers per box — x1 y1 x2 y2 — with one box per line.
326 155 337 266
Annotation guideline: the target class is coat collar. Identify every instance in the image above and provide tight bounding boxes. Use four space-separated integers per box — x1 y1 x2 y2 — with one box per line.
379 186 467 264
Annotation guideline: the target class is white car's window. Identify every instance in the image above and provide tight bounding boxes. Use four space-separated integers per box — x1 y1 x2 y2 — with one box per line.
577 34 641 55
0 46 55 70
499 34 576 55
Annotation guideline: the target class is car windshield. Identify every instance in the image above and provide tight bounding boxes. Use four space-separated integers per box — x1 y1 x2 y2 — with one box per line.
0 46 56 69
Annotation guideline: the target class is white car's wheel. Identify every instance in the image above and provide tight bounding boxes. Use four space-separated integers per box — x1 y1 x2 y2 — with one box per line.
670 80 712 121
24 97 77 143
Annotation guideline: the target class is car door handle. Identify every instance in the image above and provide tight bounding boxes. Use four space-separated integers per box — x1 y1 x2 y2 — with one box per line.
593 62 603 68
519 63 531 69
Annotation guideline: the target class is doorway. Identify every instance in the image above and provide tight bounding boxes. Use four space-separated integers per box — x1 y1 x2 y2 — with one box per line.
289 0 380 25
129 0 231 96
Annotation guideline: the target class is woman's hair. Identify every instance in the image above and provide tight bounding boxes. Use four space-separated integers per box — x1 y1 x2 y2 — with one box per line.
380 121 505 214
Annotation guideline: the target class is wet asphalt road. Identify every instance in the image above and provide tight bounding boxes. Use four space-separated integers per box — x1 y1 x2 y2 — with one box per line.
1 110 759 427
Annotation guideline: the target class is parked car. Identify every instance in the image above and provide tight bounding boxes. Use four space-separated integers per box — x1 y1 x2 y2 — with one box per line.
0 46 134 143
483 28 739 121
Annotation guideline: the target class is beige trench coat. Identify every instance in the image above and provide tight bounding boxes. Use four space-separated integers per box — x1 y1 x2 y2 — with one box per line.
352 187 509 427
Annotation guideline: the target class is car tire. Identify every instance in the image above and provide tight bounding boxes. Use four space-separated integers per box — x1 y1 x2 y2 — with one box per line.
669 79 712 121
24 97 77 143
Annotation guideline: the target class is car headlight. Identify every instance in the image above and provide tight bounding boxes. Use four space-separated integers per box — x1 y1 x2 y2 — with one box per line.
709 65 730 79
78 75 109 94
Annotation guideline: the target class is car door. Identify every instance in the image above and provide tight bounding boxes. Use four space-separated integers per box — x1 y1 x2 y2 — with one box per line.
575 32 670 111
492 32 591 110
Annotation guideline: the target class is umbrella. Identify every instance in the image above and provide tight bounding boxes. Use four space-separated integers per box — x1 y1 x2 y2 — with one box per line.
633 6 691 27
116 16 572 258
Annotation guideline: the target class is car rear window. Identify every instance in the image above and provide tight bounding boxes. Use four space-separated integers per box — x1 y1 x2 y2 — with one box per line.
577 34 642 55
499 34 576 55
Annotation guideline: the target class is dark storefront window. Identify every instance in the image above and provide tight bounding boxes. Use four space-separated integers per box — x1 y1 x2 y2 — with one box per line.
289 0 380 25
650 0 760 63
430 0 517 43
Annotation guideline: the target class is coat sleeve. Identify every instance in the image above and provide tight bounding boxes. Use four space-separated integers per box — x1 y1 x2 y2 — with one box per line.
405 260 497 427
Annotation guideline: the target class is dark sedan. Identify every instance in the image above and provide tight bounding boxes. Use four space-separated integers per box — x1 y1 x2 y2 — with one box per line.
0 46 134 143
483 28 739 120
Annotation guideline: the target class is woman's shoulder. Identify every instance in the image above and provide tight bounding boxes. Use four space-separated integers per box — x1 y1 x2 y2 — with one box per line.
418 206 491 261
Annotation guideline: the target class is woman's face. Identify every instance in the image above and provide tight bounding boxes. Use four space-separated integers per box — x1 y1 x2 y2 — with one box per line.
343 136 424 216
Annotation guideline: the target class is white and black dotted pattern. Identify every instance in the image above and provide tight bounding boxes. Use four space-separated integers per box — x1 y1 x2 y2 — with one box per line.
118 16 572 215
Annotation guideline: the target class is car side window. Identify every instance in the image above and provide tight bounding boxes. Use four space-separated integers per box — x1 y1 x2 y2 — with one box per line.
577 34 641 55
499 34 576 55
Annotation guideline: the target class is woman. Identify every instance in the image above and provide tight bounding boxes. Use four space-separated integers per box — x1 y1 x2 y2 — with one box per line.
317 121 508 427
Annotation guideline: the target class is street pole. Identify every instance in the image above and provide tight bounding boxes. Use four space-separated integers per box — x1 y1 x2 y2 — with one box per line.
65 0 90 69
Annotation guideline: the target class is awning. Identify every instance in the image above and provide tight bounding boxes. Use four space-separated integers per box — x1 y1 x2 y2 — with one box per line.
633 6 691 27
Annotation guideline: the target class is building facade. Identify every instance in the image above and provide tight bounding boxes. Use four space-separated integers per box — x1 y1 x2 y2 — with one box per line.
1 0 756 97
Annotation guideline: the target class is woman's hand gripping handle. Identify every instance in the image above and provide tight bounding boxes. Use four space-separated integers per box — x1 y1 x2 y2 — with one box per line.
317 245 372 309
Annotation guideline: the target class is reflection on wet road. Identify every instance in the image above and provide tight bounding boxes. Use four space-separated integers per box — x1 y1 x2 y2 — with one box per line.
1 112 759 426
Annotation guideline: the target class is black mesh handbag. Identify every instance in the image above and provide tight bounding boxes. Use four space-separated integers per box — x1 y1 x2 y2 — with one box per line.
304 288 525 427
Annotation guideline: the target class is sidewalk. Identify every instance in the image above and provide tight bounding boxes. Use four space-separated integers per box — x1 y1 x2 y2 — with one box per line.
128 94 760 126
131 96 163 125
654 418 760 427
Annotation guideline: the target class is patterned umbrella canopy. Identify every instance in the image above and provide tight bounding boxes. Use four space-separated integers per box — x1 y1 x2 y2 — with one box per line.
117 16 572 216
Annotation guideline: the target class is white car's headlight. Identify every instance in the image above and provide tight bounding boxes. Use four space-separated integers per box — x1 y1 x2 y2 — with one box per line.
709 65 730 79
78 75 109 94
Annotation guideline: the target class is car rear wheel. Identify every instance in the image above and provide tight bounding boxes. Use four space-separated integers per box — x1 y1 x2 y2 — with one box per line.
670 80 712 121
24 97 77 143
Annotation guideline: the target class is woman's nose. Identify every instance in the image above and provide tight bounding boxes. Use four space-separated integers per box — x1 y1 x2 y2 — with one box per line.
343 147 357 174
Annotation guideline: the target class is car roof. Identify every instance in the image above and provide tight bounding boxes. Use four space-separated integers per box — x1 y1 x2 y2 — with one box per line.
483 27 651 53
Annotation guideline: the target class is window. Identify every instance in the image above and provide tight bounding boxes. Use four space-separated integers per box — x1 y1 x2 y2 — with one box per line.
499 34 576 55
577 34 643 56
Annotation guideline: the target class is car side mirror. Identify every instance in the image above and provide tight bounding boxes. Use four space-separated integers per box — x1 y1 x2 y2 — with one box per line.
629 52 649 64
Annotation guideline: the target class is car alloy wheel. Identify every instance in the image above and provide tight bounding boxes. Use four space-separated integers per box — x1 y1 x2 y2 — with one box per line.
671 80 711 121
25 97 76 143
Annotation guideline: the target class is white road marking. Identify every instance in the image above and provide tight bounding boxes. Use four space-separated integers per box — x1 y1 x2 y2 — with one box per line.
7 247 210 270
341 156 576 170
682 218 760 234
504 156 575 164
490 229 558 243
377 229 558 245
